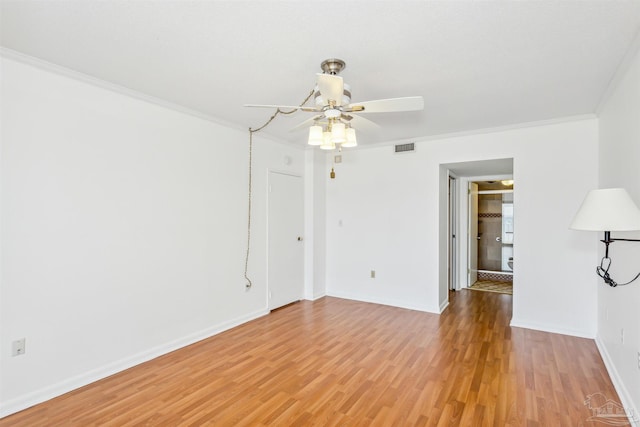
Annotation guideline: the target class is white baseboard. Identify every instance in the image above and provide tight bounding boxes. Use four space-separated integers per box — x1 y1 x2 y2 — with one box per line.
509 319 595 339
439 298 450 313
304 292 326 301
0 308 269 419
326 290 438 313
595 336 640 427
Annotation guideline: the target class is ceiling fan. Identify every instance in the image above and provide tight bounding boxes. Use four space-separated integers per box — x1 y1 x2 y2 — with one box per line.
244 59 424 147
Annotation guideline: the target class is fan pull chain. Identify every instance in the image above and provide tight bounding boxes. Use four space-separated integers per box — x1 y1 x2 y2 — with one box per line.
243 89 315 289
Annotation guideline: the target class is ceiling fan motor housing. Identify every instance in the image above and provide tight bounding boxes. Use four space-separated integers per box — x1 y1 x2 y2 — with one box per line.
315 83 351 108
316 58 350 108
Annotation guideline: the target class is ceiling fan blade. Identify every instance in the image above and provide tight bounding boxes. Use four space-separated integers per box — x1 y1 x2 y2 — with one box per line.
317 73 344 106
344 114 381 133
244 104 319 112
348 96 424 113
289 115 324 132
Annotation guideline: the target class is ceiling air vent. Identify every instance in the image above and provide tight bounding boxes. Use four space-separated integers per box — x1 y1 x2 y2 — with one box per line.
394 143 415 153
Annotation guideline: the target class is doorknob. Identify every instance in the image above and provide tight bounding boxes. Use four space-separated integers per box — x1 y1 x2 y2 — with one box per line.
297 236 303 241
496 237 501 242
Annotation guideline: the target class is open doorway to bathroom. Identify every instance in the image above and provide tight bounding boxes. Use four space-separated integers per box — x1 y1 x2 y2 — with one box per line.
468 179 514 294
442 159 514 314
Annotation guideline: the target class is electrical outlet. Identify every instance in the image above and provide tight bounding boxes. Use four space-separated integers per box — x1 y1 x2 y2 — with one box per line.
621 328 625 344
370 270 376 279
12 338 26 356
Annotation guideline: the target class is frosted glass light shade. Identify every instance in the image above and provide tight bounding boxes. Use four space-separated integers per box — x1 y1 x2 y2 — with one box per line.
570 188 640 231
308 125 323 146
331 122 346 143
342 127 357 147
320 131 335 150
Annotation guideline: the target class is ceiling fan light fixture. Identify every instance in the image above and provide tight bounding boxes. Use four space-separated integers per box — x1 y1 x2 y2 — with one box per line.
342 127 358 148
331 122 346 143
320 131 336 150
308 125 323 146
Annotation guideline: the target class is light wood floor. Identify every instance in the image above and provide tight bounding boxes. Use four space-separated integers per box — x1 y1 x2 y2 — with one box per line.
1 290 627 426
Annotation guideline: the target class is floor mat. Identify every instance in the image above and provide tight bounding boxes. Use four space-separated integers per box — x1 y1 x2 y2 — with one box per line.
468 280 513 295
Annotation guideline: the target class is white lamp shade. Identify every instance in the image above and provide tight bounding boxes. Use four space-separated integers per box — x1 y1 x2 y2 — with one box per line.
331 122 346 143
570 188 640 231
342 127 357 148
308 125 323 146
320 131 335 150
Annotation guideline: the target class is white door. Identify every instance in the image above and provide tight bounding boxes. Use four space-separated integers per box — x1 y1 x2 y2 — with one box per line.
268 172 304 310
468 182 478 286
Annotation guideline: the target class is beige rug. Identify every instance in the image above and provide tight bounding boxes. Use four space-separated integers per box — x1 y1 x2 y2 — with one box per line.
468 280 513 295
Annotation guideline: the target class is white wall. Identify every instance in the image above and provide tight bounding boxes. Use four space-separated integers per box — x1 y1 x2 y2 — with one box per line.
325 119 599 337
597 41 640 419
303 150 327 300
0 56 306 416
325 147 436 311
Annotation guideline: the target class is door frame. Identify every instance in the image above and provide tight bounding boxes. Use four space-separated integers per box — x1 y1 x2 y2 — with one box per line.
468 181 479 287
456 174 514 289
448 174 458 291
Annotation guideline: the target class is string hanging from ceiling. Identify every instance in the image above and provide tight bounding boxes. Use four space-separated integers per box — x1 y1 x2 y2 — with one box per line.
243 89 314 289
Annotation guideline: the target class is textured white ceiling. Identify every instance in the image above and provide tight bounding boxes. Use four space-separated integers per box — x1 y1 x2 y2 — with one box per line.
2 1 640 146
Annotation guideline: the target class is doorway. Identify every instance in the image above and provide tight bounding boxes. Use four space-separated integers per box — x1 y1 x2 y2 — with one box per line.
442 159 514 312
468 179 514 293
268 171 304 310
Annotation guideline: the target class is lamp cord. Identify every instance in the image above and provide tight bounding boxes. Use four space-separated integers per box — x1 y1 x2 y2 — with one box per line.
244 89 315 289
596 257 640 287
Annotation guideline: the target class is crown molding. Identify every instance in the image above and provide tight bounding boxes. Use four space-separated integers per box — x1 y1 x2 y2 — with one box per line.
1 47 298 147
1 47 279 138
355 113 598 151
